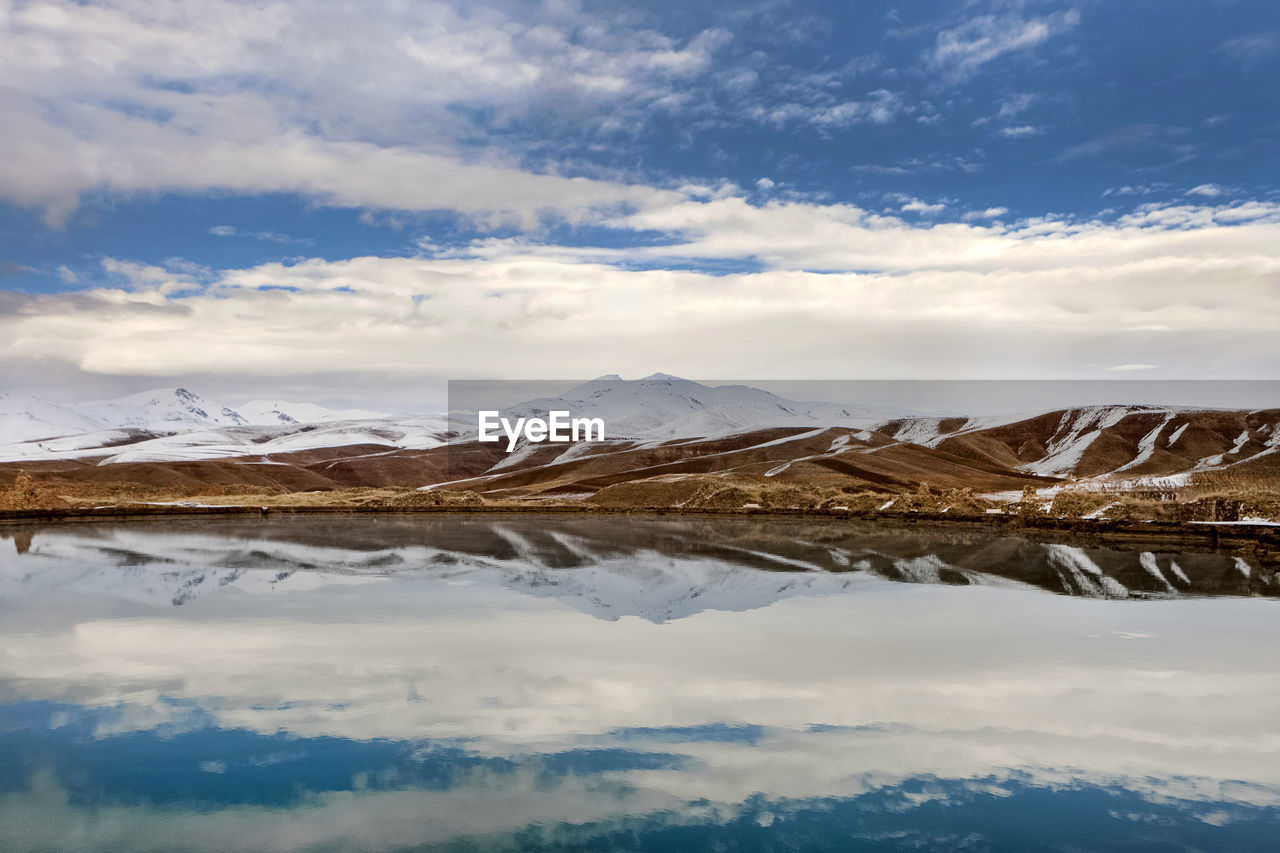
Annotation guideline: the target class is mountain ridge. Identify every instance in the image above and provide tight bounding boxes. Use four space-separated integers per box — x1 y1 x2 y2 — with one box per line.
1 379 1277 510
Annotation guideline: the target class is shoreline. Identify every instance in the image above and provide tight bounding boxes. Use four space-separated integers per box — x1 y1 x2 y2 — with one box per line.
3 503 1279 563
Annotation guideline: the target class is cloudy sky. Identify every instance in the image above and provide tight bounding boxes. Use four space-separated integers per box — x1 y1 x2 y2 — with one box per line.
0 0 1277 406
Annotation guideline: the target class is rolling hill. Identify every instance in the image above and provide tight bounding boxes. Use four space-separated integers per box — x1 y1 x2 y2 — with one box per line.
1 379 1277 509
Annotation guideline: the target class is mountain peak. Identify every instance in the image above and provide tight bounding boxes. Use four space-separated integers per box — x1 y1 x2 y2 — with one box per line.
639 372 684 381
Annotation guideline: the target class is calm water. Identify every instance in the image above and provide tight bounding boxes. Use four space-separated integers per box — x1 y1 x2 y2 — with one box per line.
1 514 1279 852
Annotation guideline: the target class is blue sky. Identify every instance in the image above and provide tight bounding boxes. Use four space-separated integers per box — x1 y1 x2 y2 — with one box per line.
0 0 1277 403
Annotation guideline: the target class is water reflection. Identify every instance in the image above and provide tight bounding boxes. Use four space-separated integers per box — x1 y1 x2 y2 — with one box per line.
2 515 1274 616
1 515 1278 850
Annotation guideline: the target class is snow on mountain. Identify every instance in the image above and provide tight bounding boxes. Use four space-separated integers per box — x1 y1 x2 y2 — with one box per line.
237 400 388 426
1113 412 1177 473
84 387 250 431
890 412 1041 448
0 387 251 462
2 380 1274 485
0 387 443 464
883 404 1280 484
465 375 903 440
86 415 448 465
0 393 110 444
1021 406 1142 477
0 387 248 447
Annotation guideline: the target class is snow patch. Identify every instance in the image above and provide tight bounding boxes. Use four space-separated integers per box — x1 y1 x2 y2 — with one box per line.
1115 413 1174 473
1021 407 1136 477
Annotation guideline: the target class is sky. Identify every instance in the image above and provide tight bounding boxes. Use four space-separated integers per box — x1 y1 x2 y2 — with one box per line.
0 0 1278 407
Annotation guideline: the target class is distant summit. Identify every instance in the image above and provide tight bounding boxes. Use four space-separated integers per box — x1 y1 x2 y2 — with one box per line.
496 375 900 439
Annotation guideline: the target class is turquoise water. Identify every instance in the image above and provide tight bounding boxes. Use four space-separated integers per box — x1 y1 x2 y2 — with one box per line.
1 515 1278 851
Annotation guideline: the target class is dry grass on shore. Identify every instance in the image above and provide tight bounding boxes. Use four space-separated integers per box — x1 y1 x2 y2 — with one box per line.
2 467 1277 523
0 476 497 512
584 475 994 515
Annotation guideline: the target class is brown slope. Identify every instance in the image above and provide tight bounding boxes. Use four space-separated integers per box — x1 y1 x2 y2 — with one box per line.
0 444 457 493
922 407 1280 479
6 407 1274 502
1072 412 1172 477
805 443 1056 492
435 426 1058 497
433 428 841 496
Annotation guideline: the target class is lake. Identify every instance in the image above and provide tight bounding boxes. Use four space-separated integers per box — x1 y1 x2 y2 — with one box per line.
2 514 1279 851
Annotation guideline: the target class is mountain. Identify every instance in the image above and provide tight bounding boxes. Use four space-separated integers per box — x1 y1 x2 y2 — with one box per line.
455 374 905 440
85 387 250 431
0 388 426 463
429 400 1280 501
0 392 110 444
882 405 1280 484
1 380 1277 509
0 387 248 446
236 400 388 427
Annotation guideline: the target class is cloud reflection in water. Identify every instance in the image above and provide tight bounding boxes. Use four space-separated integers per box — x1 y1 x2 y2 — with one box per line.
1 515 1278 850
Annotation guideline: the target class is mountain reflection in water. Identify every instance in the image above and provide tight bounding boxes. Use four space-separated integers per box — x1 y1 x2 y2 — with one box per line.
1 515 1278 851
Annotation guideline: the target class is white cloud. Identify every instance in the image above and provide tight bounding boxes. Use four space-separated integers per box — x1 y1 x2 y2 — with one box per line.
0 93 680 227
0 0 1271 397
606 196 1280 275
928 9 1080 81
3 198 1278 386
748 89 911 129
899 198 946 215
209 225 311 245
998 93 1038 119
1103 184 1167 198
1186 184 1226 198
972 93 1042 135
0 0 721 224
644 27 733 74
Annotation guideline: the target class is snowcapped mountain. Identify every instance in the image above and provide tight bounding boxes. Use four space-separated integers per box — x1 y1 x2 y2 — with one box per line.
0 387 250 446
1 380 1275 495
87 387 250 431
880 405 1280 484
0 387 249 446
88 414 448 465
0 392 111 444
462 374 904 440
0 387 439 464
237 400 388 427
